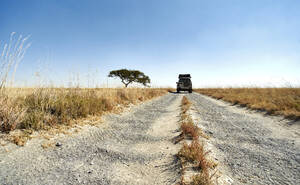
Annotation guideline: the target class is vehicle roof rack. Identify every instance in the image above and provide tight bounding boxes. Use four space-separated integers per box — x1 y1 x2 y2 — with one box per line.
178 74 191 78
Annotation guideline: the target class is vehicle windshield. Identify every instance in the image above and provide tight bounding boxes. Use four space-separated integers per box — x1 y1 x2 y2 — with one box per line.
179 78 190 83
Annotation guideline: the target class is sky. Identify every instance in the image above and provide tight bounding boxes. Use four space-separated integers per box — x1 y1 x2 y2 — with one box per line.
1 0 300 87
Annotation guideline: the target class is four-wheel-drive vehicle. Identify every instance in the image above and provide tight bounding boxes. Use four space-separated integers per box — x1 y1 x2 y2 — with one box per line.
177 74 192 93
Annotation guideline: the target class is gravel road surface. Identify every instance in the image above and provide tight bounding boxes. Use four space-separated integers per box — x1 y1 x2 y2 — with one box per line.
0 94 182 185
187 93 300 185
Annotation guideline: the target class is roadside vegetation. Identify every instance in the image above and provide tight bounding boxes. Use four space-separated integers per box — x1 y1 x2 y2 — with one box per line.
178 96 215 185
195 88 300 120
0 88 167 134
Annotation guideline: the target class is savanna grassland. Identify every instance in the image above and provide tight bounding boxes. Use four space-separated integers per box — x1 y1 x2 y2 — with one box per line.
0 87 167 145
195 88 300 120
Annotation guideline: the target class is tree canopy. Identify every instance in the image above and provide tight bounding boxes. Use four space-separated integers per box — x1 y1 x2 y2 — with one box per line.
108 69 150 87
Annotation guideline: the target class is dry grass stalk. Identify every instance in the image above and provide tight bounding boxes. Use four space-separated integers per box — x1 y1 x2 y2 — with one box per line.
195 88 300 120
0 32 31 89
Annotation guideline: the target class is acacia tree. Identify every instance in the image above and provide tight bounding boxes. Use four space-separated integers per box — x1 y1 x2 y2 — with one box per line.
108 69 150 87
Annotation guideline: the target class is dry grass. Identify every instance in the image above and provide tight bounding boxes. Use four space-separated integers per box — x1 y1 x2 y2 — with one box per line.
181 96 191 113
178 141 215 185
181 120 199 140
178 96 214 185
179 141 215 185
180 96 209 141
195 88 300 120
41 141 55 149
176 96 195 143
0 88 167 133
178 140 205 162
190 172 212 185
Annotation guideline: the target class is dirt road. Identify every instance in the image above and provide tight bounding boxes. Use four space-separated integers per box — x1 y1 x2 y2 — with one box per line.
0 93 299 185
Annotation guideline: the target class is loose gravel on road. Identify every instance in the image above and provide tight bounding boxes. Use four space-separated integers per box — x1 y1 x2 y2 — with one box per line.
187 93 300 185
0 94 183 185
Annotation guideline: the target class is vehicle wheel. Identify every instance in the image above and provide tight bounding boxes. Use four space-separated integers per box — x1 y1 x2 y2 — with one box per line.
189 90 192 93
177 89 180 93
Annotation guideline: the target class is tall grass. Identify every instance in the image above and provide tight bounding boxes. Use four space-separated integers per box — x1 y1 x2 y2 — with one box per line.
195 88 300 120
0 32 31 132
0 32 31 89
0 88 167 133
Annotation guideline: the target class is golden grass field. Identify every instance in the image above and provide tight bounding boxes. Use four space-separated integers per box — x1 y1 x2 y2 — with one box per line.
195 88 300 120
0 88 168 133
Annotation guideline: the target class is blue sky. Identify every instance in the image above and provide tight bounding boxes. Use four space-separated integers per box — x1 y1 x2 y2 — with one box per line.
1 0 300 87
